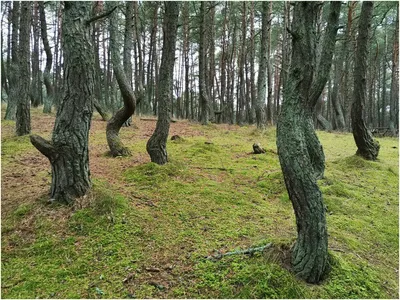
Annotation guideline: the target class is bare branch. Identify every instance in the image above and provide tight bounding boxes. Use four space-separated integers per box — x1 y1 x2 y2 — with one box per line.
86 5 119 25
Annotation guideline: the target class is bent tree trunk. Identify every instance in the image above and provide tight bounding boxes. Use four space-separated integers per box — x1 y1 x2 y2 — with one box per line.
106 1 136 157
146 2 179 165
276 2 340 283
351 1 380 160
30 2 95 204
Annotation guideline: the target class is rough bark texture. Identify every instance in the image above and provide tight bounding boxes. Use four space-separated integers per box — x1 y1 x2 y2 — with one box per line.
5 1 20 120
276 2 340 284
351 2 380 160
389 4 399 132
16 1 31 136
30 1 95 204
255 2 268 129
105 1 136 157
39 2 54 114
146 1 179 165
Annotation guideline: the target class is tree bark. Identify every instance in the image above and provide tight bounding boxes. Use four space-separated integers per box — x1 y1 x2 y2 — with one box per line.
277 2 340 283
39 2 54 114
199 2 209 125
256 2 269 129
351 2 380 160
31 2 41 108
30 1 95 204
146 1 179 165
16 1 31 136
5 1 20 120
106 1 136 157
389 4 399 131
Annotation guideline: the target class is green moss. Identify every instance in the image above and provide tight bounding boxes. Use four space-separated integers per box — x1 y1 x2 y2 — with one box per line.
2 120 398 298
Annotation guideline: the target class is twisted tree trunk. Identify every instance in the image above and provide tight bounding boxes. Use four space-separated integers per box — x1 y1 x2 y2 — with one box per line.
106 1 136 157
30 1 95 204
277 2 340 283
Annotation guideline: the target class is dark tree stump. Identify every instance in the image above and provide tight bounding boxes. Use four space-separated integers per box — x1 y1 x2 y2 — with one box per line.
253 143 266 154
171 135 182 141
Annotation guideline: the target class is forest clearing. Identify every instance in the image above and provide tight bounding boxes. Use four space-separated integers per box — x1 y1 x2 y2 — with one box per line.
1 107 398 299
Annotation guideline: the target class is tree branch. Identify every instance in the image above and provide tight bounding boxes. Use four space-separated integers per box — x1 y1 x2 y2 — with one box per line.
206 243 273 261
30 134 57 160
86 5 119 25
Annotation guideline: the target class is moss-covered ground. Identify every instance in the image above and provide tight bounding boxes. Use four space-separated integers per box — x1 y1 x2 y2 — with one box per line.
1 107 398 298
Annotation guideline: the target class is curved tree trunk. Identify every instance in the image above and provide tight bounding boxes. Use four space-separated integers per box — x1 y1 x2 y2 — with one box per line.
351 2 380 160
39 1 54 114
146 2 179 165
30 1 95 204
276 2 340 283
106 1 136 157
16 1 31 136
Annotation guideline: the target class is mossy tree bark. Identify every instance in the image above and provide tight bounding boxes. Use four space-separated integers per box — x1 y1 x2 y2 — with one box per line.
276 2 340 283
30 1 95 204
146 2 179 165
105 1 136 157
351 2 380 160
16 1 31 136
39 2 54 114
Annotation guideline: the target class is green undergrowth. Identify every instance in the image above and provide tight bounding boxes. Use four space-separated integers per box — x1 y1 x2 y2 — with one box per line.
1 119 398 299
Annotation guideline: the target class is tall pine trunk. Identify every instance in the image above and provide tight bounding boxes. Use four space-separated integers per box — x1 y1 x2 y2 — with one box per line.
16 1 31 136
351 2 380 160
146 2 179 165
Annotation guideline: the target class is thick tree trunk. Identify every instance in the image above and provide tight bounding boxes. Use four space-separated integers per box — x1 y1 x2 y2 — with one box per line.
39 2 54 114
16 1 31 136
30 1 95 204
146 2 179 165
31 2 41 108
106 1 136 157
5 1 20 120
351 2 380 160
277 2 340 283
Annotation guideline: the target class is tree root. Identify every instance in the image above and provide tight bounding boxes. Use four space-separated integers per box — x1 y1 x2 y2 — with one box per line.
206 243 273 261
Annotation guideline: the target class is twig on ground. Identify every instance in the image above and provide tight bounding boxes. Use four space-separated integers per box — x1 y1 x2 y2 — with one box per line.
206 243 273 261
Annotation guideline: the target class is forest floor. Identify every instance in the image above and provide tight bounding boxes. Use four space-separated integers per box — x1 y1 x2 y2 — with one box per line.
1 106 399 299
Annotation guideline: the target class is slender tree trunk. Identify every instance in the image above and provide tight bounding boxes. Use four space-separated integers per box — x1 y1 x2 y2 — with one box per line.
389 4 399 131
106 1 136 157
277 2 340 283
331 56 346 130
146 2 179 165
351 2 380 160
199 2 209 125
380 29 387 127
266 1 273 125
30 2 95 204
183 2 190 119
16 1 31 136
39 2 54 114
31 2 41 108
256 2 268 129
5 1 20 120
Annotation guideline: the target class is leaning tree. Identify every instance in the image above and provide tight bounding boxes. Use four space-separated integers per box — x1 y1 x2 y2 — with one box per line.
351 1 380 160
146 1 179 165
276 2 341 283
30 2 95 204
